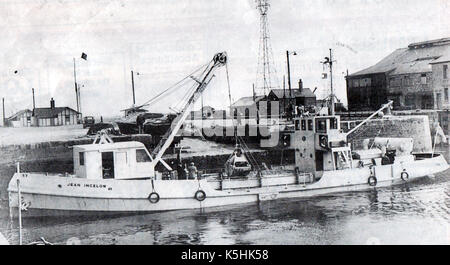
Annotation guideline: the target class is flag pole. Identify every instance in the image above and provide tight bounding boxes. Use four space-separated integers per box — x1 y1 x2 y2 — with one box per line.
432 128 438 157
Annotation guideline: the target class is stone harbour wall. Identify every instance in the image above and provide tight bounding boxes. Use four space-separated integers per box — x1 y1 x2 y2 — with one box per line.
342 115 432 153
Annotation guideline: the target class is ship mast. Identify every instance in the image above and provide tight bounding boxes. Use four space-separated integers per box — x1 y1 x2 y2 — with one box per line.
322 49 336 115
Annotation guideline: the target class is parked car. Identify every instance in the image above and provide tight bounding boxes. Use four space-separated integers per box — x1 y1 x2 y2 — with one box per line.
83 116 95 128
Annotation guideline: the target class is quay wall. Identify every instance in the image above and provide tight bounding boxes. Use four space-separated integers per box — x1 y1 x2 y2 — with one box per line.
341 115 432 152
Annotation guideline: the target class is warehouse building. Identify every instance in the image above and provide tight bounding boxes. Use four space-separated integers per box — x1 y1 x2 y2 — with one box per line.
346 37 450 111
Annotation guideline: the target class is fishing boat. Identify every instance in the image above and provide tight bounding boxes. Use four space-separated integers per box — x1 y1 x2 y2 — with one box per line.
7 52 449 217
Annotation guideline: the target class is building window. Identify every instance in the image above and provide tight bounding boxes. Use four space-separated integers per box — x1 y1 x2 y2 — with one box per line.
136 149 151 163
444 65 448 79
79 152 85 166
403 76 412 86
405 94 415 107
353 79 359 87
389 78 400 87
445 88 448 102
65 115 70 123
420 74 427 84
348 80 353 88
301 120 306 130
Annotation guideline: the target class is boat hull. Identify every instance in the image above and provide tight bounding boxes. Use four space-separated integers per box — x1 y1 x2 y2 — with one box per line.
7 153 449 218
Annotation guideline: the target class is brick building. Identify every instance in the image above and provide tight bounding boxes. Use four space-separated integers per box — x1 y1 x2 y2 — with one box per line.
346 37 450 111
430 55 449 110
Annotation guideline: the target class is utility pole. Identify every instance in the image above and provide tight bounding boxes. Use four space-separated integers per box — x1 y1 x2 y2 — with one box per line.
131 70 136 105
73 58 80 115
2 97 5 126
78 84 82 119
283 75 286 116
32 88 35 110
329 48 335 115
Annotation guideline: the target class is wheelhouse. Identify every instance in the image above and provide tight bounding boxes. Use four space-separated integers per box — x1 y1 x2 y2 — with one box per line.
291 115 352 174
73 141 156 180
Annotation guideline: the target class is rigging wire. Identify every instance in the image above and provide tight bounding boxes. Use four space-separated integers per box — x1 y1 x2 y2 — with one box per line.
138 61 211 108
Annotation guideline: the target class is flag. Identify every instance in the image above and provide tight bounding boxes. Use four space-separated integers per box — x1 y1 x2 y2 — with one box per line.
322 73 327 79
81 53 87 60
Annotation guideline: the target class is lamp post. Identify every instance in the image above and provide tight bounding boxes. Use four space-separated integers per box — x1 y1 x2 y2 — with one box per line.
286 50 297 117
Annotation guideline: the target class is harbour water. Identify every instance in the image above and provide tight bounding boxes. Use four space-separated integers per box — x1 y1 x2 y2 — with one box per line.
0 146 448 245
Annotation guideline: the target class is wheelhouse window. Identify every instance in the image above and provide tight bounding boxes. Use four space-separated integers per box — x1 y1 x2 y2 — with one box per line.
307 120 313 131
136 149 151 163
295 120 300 130
330 118 338 130
79 152 85 166
301 120 306 130
316 119 327 133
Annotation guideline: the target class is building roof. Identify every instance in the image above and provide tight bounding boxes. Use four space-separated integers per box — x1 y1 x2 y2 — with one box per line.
231 96 265 107
349 38 450 77
7 109 32 120
33 107 79 119
269 88 316 99
430 53 450 64
74 141 146 152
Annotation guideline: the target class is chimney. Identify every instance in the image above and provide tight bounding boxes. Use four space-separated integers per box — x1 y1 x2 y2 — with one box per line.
298 79 303 92
50 98 55 109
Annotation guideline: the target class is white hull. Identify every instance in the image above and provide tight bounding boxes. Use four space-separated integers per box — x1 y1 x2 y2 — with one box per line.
8 154 449 217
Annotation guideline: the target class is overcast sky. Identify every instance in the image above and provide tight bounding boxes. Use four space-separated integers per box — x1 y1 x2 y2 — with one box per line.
0 0 449 118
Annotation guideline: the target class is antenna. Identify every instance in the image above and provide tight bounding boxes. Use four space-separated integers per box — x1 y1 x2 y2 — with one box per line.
255 0 280 96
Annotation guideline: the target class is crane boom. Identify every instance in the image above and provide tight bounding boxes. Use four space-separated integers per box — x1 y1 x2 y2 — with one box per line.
345 100 393 137
150 52 227 170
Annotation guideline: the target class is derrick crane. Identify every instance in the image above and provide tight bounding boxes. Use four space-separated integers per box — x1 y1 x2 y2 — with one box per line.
149 52 228 171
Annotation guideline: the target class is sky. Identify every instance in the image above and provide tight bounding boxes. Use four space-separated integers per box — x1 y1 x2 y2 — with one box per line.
0 0 449 119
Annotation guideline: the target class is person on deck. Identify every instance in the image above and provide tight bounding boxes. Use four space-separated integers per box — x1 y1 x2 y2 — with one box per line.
188 162 198 179
176 161 187 180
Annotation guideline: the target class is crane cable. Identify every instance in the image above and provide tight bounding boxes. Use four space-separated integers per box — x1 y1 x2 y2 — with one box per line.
138 61 212 108
172 60 215 113
225 62 260 171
